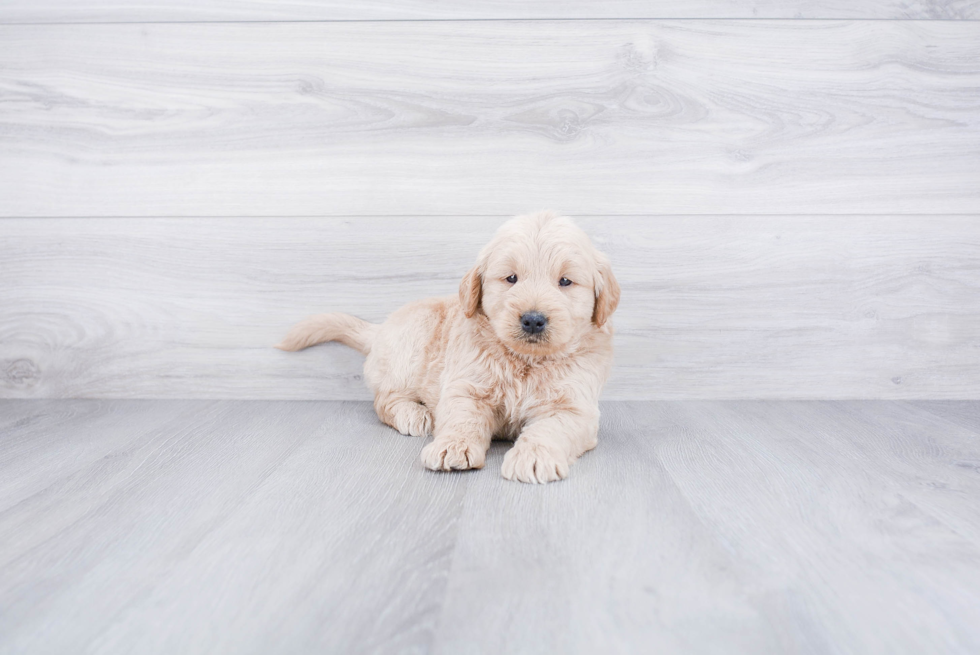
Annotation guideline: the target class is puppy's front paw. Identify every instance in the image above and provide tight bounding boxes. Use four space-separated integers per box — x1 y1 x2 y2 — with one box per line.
393 402 433 438
501 441 569 484
421 437 486 471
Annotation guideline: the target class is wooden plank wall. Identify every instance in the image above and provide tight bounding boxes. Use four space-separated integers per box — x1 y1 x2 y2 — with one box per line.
2 21 980 217
3 1 979 22
1 4 978 399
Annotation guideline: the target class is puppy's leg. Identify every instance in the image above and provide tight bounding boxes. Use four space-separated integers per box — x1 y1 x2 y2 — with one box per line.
374 392 433 438
502 410 599 484
420 393 495 471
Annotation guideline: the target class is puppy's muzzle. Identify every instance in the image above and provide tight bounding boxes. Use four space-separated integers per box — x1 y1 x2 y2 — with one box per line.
520 311 548 336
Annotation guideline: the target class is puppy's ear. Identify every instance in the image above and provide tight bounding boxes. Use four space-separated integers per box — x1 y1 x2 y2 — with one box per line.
459 265 483 318
592 255 620 327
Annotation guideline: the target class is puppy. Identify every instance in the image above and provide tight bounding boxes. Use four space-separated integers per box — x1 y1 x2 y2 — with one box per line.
277 210 619 483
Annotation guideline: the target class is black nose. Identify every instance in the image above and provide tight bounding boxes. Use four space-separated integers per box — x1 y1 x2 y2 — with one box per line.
520 311 548 335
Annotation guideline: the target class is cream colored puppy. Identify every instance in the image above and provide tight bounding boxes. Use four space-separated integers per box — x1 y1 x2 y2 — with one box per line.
277 210 619 483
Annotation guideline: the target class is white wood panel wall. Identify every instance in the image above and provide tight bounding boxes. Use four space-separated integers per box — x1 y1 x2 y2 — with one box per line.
2 1 978 22
1 21 978 217
0 5 977 400
2 217 977 400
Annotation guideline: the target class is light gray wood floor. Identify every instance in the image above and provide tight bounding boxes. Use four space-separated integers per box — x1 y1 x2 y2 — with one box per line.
2 400 979 654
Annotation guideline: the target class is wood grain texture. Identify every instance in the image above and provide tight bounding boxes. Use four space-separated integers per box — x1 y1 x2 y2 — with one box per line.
0 400 191 515
3 0 979 22
2 400 980 653
821 400 980 546
916 400 980 433
648 401 980 653
1 20 979 217
0 400 467 654
434 401 792 654
2 215 978 400
435 400 980 653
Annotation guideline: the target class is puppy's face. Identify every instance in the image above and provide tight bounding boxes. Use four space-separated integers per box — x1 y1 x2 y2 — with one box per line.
460 212 620 357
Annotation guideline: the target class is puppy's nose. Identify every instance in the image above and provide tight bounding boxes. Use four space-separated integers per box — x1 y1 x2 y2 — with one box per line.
520 311 548 335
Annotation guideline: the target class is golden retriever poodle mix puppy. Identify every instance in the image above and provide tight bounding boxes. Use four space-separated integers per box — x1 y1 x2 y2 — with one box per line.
277 210 620 483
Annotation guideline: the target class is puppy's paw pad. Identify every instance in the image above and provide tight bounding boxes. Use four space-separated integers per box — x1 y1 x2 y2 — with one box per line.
501 442 569 484
421 437 486 471
393 402 432 438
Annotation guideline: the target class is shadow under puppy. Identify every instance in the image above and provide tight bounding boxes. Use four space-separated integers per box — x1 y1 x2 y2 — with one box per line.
277 210 620 483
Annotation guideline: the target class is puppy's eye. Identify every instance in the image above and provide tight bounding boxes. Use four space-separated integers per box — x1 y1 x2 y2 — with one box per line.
559 277 573 287
506 274 518 284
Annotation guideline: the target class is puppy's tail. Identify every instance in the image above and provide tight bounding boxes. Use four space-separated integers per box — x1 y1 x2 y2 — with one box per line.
275 313 380 355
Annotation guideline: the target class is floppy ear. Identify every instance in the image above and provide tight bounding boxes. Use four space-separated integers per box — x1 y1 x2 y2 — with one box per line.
459 265 483 318
592 256 620 327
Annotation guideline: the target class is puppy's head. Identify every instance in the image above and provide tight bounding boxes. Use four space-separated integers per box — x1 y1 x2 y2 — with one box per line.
460 210 620 357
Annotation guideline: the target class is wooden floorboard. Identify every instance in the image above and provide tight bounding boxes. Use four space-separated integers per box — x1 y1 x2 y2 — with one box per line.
915 400 980 434
0 401 467 654
3 215 978 400
2 400 979 654
2 0 978 23
653 400 980 653
0 399 97 434
433 401 792 654
1 21 978 217
0 400 200 517
827 401 980 547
